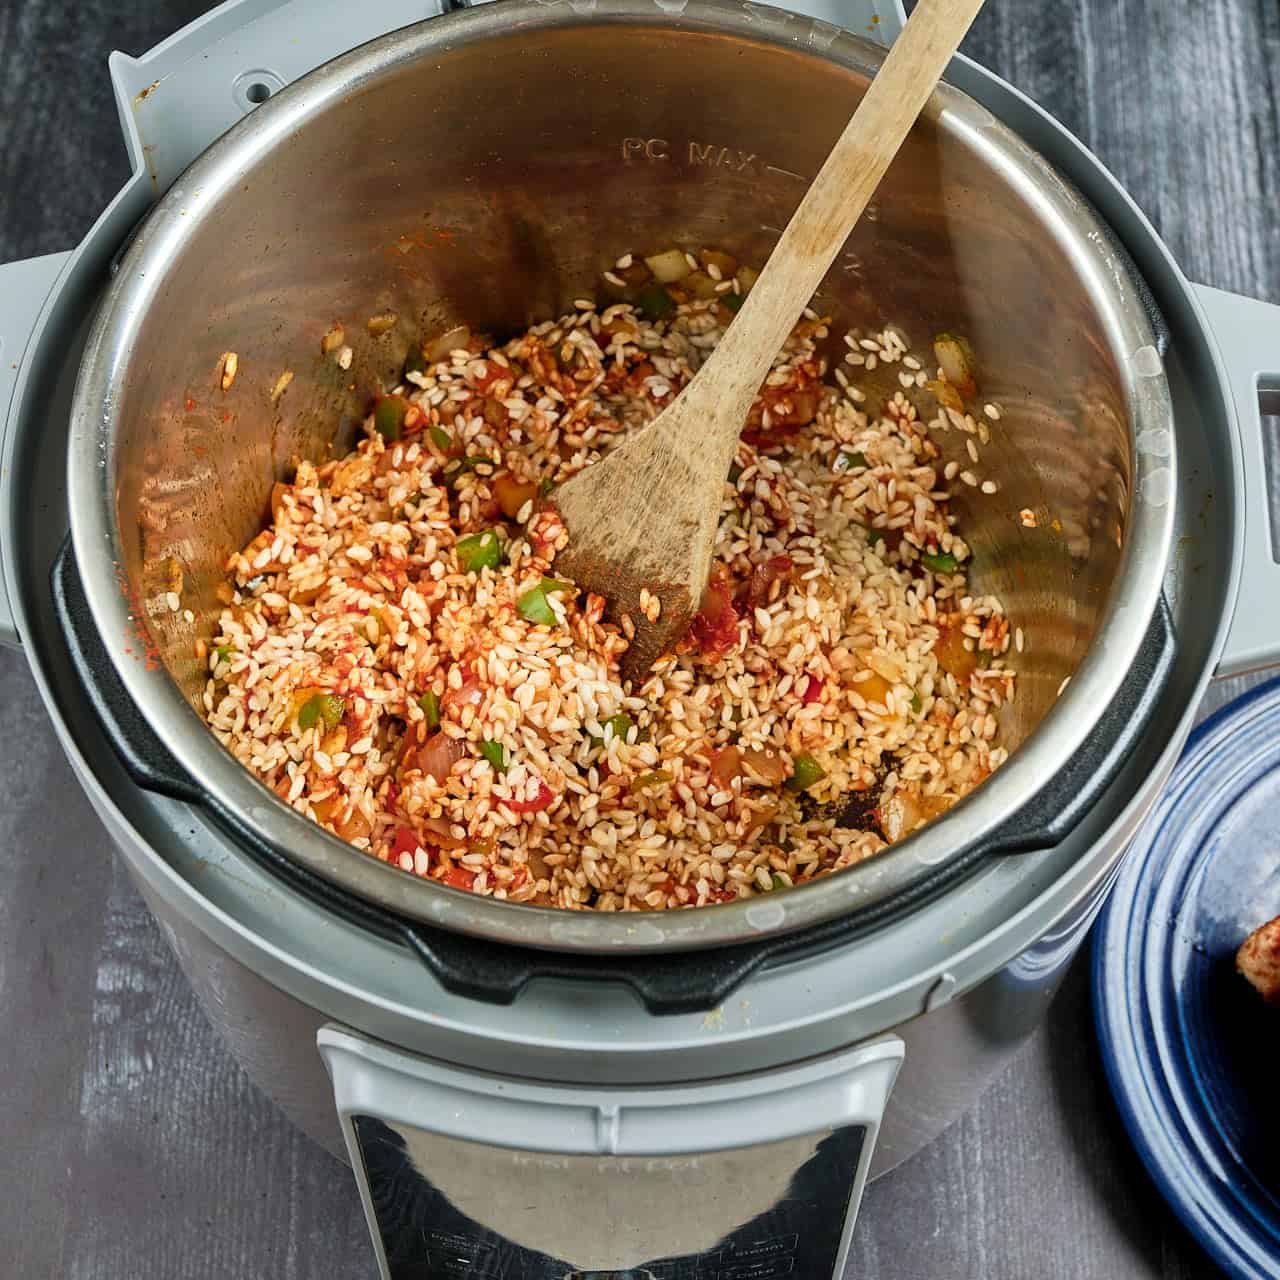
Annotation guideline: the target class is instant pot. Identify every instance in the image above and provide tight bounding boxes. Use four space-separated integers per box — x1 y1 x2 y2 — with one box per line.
2 0 1277 1275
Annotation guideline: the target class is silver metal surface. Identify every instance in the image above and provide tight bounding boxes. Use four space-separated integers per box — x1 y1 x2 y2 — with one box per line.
0 0 1261 1268
2 0 1275 1274
1192 285 1280 676
131 843 1104 1178
321 1027 901 1278
3 0 1247 1074
66 0 1174 953
0 252 72 647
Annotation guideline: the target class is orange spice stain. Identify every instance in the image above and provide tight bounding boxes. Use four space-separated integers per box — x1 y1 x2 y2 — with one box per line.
117 570 165 671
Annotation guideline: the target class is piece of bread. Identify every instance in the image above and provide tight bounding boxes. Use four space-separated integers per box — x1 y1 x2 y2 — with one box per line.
1237 914 1280 1004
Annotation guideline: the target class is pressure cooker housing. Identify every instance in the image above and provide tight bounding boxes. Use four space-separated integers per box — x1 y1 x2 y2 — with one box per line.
1 0 1278 1275
65 0 1180 966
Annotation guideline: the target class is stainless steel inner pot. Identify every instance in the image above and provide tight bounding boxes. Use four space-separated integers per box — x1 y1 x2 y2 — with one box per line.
67 0 1175 953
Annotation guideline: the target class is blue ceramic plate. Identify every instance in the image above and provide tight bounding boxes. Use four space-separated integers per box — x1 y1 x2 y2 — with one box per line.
1094 676 1280 1279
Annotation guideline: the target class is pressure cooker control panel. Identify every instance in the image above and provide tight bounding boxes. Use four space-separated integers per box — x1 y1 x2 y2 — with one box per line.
320 1027 902 1280
352 1113 866 1279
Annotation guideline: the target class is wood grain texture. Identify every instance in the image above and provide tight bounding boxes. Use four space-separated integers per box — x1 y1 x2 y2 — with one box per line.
0 0 1276 1277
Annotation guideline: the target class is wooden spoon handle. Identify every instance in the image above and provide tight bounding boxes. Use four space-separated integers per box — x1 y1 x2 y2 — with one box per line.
690 0 985 424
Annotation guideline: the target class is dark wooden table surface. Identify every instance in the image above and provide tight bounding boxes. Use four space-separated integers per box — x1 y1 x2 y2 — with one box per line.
2 1 1277 1276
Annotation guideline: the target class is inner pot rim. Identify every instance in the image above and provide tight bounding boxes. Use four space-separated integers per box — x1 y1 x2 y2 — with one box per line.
66 0 1176 955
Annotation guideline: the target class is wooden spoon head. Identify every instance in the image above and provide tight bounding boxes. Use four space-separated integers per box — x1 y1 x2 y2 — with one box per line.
551 402 728 684
552 533 698 683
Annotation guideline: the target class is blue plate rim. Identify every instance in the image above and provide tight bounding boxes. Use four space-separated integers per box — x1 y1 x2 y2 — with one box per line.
1092 673 1280 1280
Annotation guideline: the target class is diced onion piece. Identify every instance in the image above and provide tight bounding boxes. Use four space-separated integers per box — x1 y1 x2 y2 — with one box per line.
736 265 760 293
425 325 471 363
442 671 485 711
933 333 978 397
925 378 965 413
867 651 904 684
414 732 465 784
881 789 949 841
599 314 640 340
698 248 738 277
336 807 372 841
743 554 793 606
681 271 722 300
743 797 779 836
710 745 743 787
603 262 653 295
644 248 693 284
788 386 822 426
494 472 539 520
740 748 788 786
422 815 467 848
856 667 895 707
934 622 979 683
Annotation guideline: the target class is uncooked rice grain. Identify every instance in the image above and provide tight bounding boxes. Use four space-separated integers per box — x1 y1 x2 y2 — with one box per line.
202 255 1018 911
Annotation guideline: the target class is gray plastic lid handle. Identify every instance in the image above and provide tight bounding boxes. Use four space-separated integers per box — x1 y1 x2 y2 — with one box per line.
0 252 73 649
1194 284 1280 677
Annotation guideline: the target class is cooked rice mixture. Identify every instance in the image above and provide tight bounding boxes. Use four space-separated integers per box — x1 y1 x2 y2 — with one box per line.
203 252 1016 910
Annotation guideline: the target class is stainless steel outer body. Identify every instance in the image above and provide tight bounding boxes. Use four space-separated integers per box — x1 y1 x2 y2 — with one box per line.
65 0 1177 953
75 697 1136 1178
0 0 1262 1221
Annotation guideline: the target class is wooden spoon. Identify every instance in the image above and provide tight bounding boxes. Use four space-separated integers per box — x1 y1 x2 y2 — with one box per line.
552 0 986 681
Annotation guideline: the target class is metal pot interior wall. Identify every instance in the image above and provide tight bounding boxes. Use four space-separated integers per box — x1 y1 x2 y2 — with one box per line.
110 14 1134 765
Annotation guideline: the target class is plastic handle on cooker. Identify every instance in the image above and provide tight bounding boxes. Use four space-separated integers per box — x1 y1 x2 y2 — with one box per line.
0 252 74 649
107 0 458 197
1193 284 1280 678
